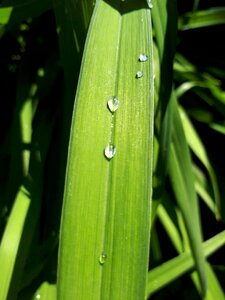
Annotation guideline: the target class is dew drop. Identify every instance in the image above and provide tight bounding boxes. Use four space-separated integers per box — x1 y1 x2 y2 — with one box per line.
35 294 41 299
107 97 119 113
99 252 107 265
104 144 116 160
136 71 143 79
139 54 148 62
147 0 153 8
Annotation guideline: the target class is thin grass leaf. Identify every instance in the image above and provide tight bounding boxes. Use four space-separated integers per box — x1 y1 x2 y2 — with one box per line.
165 199 225 300
179 107 221 219
57 1 154 299
33 282 56 300
174 54 225 118
151 0 177 199
169 95 207 296
180 7 225 30
210 123 225 135
192 0 200 12
191 264 225 300
0 186 30 300
157 202 183 253
146 230 225 297
0 0 52 25
193 165 216 214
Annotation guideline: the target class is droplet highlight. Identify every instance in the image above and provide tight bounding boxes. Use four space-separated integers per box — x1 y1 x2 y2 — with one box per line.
136 71 143 79
139 53 148 62
35 294 41 299
107 97 119 113
99 252 107 265
147 0 153 8
104 144 116 160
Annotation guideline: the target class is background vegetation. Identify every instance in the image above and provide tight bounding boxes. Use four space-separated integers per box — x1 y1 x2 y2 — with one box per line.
0 0 225 299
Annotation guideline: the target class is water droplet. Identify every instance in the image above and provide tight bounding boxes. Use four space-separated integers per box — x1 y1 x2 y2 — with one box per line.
147 0 153 8
139 53 148 62
104 144 116 160
99 252 107 265
36 294 41 299
107 97 119 113
136 71 143 79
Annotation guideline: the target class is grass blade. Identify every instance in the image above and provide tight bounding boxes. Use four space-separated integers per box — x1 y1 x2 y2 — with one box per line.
180 7 225 30
33 282 56 300
151 0 177 199
57 1 154 299
146 230 225 296
0 187 30 300
0 0 52 26
179 107 221 219
169 95 207 296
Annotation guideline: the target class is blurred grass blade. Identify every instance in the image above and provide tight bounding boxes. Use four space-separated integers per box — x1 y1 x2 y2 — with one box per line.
158 198 225 299
0 186 30 300
33 282 56 300
57 0 154 299
191 264 225 300
147 230 225 296
179 107 221 219
194 166 216 214
180 7 225 30
210 123 225 135
0 0 52 25
192 0 200 12
169 96 207 296
0 7 12 24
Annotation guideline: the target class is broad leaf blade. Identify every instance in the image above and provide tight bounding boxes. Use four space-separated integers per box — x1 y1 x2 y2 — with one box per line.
57 1 154 299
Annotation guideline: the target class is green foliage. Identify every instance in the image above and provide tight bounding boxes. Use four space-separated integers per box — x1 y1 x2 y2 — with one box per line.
0 0 225 299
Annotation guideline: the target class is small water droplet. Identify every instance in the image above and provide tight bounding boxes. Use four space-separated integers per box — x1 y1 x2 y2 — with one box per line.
139 53 148 62
107 97 119 113
36 294 41 299
136 71 143 79
99 252 107 265
104 144 116 160
147 0 153 8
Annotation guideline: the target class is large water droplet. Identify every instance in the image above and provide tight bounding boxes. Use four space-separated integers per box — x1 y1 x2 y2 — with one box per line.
139 53 148 62
107 97 119 113
104 144 116 160
147 0 153 8
136 71 143 79
99 252 107 265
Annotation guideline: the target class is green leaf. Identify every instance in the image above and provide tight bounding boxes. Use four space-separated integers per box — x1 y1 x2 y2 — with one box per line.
146 230 225 296
33 282 56 300
57 0 154 299
0 186 30 300
169 96 207 296
180 7 225 30
0 0 52 25
179 107 221 219
151 0 177 199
